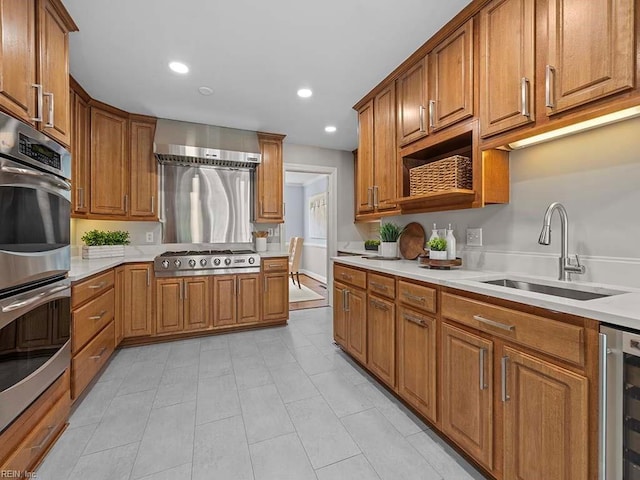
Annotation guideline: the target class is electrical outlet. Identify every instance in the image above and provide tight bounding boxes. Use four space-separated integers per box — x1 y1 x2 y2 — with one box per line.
466 228 482 246
146 232 154 243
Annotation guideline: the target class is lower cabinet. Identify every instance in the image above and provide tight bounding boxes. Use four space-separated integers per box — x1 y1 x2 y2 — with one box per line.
367 294 395 387
441 322 494 470
397 305 436 422
213 274 260 327
122 263 153 338
262 271 289 322
114 266 124 346
333 280 367 365
333 282 348 348
156 276 211 334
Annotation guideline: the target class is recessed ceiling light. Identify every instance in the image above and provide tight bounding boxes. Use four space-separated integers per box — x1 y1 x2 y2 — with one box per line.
324 125 337 133
198 86 214 96
297 88 313 98
169 61 189 74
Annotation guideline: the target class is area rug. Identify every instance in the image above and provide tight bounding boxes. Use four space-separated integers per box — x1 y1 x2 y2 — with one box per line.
289 283 325 303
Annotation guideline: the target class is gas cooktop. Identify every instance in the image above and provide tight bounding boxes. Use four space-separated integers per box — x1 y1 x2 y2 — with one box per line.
154 249 261 277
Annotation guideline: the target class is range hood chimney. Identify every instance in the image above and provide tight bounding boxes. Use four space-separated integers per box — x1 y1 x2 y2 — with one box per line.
154 119 261 168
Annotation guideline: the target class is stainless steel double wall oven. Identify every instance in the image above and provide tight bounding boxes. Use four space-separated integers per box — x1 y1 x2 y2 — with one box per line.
0 112 71 432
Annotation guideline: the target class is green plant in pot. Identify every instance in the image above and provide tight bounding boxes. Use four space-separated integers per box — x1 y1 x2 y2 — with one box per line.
379 223 404 258
364 239 380 251
81 230 130 259
427 237 448 260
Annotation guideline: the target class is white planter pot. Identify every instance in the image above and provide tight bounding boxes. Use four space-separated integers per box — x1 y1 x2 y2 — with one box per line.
429 250 448 260
82 245 125 259
255 237 267 252
380 241 397 258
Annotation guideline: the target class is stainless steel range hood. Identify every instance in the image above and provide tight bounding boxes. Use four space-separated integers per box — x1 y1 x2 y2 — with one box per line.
154 119 261 168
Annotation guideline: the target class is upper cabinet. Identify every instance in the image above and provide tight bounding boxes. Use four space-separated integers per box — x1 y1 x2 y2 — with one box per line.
356 100 375 215
255 132 285 223
479 0 535 137
545 0 635 115
129 115 157 218
70 78 90 215
0 0 77 146
428 19 474 131
397 58 428 146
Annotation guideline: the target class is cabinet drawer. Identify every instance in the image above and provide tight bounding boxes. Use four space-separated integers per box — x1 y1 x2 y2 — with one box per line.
334 265 367 290
72 288 115 353
262 257 288 272
72 322 115 399
72 270 115 308
1 389 69 473
368 273 395 299
398 280 437 313
441 293 585 366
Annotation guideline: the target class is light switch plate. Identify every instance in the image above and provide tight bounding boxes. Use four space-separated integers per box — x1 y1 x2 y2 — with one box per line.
466 228 482 246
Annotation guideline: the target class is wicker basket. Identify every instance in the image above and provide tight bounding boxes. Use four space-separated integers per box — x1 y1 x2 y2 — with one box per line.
409 155 472 196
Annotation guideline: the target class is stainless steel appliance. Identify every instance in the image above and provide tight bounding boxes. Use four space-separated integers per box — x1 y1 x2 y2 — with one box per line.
0 111 71 294
599 325 640 479
154 249 261 277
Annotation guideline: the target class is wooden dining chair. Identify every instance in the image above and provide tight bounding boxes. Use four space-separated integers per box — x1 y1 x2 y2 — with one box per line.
288 237 304 289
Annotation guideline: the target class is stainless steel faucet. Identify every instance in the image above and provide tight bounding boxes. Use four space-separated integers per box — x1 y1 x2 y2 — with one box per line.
538 202 586 281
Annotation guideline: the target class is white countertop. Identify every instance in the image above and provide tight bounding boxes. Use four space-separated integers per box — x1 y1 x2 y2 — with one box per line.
332 256 640 329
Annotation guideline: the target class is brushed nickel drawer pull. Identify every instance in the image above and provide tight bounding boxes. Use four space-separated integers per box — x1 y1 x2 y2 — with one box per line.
369 281 387 291
88 281 107 290
30 425 56 451
370 299 389 311
403 313 427 327
474 315 515 332
91 347 107 360
88 310 107 320
268 263 281 269
341 272 353 280
403 292 425 302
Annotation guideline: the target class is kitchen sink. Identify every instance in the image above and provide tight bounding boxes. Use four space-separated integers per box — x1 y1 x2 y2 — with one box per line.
481 279 626 301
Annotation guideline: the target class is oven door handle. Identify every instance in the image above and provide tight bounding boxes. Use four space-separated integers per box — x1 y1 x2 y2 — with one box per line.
1 284 70 313
0 165 71 191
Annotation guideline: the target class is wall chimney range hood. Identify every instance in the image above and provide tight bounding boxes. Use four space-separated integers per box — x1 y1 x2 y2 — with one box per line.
154 119 261 168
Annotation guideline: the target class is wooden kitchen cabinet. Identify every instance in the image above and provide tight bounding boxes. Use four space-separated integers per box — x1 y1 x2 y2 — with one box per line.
333 283 348 348
441 322 494 471
255 132 285 223
184 277 210 331
356 99 375 215
502 345 588 480
122 263 153 338
157 276 210 334
213 274 261 326
479 0 535 137
262 257 289 322
396 58 428 146
237 274 260 324
397 305 437 422
332 265 367 364
90 103 129 216
129 115 157 219
428 19 474 131
213 275 236 327
114 265 124 346
545 0 635 116
367 293 395 387
70 78 90 215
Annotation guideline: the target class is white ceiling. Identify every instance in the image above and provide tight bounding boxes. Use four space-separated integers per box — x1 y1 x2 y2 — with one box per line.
63 0 470 151
285 172 326 186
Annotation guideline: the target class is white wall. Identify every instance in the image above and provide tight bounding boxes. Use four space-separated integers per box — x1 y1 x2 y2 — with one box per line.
303 175 329 246
387 116 640 287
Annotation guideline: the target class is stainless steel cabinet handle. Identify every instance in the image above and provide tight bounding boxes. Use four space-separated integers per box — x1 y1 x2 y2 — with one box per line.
90 347 107 361
264 275 268 293
521 77 530 117
124 194 128 214
419 105 425 132
501 356 510 402
403 292 425 303
367 187 373 208
44 92 54 128
545 65 555 108
0 165 71 190
88 310 107 321
30 425 56 451
428 100 436 129
598 333 608 480
151 196 155 214
373 186 379 208
344 289 350 312
77 187 83 208
179 281 183 300
2 285 69 313
479 348 488 390
403 313 427 327
370 299 389 311
341 273 353 281
88 281 107 290
473 315 515 332
31 84 43 122
369 281 387 291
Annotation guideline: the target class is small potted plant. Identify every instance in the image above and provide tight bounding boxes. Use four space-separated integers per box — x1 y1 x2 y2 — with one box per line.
379 223 404 258
364 239 380 251
81 230 130 259
427 237 448 260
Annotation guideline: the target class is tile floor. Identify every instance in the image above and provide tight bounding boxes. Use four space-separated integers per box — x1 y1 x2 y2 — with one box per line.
37 307 488 480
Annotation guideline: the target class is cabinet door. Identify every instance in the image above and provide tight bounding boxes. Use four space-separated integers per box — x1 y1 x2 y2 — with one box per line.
114 266 124 347
373 86 397 211
479 0 535 137
346 288 367 365
503 346 588 480
262 272 288 322
213 275 237 327
441 322 493 470
397 58 428 146
38 0 72 146
123 264 153 338
367 295 395 387
429 19 474 131
546 0 634 115
0 0 36 124
397 306 436 422
237 274 260 324
333 282 348 348
184 276 210 331
71 89 90 214
90 106 128 216
356 99 375 214
156 278 183 334
255 133 285 223
129 118 157 218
